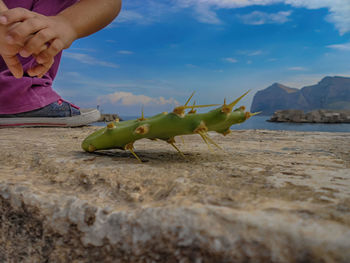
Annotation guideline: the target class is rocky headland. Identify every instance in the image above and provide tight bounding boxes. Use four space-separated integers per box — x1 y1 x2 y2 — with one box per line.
1 127 350 262
251 76 350 115
269 109 350 123
98 113 121 122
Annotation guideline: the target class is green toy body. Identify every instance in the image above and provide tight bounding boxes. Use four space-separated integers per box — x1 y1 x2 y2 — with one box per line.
82 92 258 161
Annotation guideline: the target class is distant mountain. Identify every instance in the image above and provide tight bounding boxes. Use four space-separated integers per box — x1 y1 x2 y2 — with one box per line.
251 76 350 115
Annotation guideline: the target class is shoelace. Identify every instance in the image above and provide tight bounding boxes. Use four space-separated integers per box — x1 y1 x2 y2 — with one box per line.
57 99 80 109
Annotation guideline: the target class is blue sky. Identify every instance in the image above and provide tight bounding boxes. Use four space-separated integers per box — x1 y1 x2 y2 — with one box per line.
53 0 350 116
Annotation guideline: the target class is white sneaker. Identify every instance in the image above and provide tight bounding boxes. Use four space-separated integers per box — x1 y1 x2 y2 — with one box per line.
0 99 101 128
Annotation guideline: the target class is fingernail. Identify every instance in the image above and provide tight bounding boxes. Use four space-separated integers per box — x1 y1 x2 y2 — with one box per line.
20 50 31 58
5 35 14 44
36 56 44 64
28 70 36 77
13 71 23 79
0 16 7 24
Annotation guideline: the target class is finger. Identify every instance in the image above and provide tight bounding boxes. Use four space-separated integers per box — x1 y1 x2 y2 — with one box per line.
0 8 36 25
6 17 47 49
0 0 8 12
36 39 64 63
27 59 54 78
36 43 49 54
20 28 55 59
2 55 23 78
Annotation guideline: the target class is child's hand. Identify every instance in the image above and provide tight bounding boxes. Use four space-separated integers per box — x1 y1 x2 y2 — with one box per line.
1 8 77 77
27 54 55 78
0 8 54 78
1 0 122 78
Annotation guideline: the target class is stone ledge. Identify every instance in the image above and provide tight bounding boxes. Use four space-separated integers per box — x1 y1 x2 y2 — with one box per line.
0 127 350 262
1 183 350 262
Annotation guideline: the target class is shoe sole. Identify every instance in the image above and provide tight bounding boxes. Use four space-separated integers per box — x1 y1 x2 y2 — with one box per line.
0 109 101 128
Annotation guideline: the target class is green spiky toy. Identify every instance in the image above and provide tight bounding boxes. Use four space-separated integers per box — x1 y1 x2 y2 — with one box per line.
82 91 259 161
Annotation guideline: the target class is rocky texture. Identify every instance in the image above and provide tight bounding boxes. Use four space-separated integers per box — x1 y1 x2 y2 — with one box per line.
269 109 350 123
98 113 121 122
1 127 350 262
251 76 350 115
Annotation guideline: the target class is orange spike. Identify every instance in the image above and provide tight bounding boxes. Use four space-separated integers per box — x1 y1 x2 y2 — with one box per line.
198 132 213 152
222 90 250 113
188 101 197 114
107 122 115 129
222 129 231 136
138 106 146 121
167 138 185 157
228 90 250 108
184 91 195 106
202 132 222 150
124 143 142 162
245 111 261 119
173 104 220 116
193 121 208 133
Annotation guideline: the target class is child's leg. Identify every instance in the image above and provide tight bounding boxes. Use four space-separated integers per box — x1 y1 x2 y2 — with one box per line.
0 0 78 115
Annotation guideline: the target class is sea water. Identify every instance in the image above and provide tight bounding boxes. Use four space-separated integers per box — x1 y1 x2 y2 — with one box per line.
231 116 350 132
92 116 350 133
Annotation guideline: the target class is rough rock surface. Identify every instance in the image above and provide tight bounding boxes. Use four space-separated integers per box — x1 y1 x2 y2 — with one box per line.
269 109 350 123
0 127 350 262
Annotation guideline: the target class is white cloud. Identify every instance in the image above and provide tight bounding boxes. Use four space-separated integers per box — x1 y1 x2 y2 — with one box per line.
186 64 198 68
223 57 238 63
288 66 308 71
237 10 292 25
115 10 145 24
176 0 282 9
193 5 222 24
327 42 350 51
286 0 350 35
108 10 154 28
97 91 179 106
112 0 350 33
248 50 263 56
111 1 175 26
174 0 350 34
63 52 119 68
118 50 134 55
70 47 97 52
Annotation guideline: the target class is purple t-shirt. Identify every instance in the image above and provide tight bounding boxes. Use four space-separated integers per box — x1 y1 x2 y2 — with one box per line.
0 0 78 114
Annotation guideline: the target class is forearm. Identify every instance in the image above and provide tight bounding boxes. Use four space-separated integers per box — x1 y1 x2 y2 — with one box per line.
57 0 121 41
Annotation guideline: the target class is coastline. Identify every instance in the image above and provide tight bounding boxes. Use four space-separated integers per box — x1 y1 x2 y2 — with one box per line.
1 127 350 262
269 109 350 123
